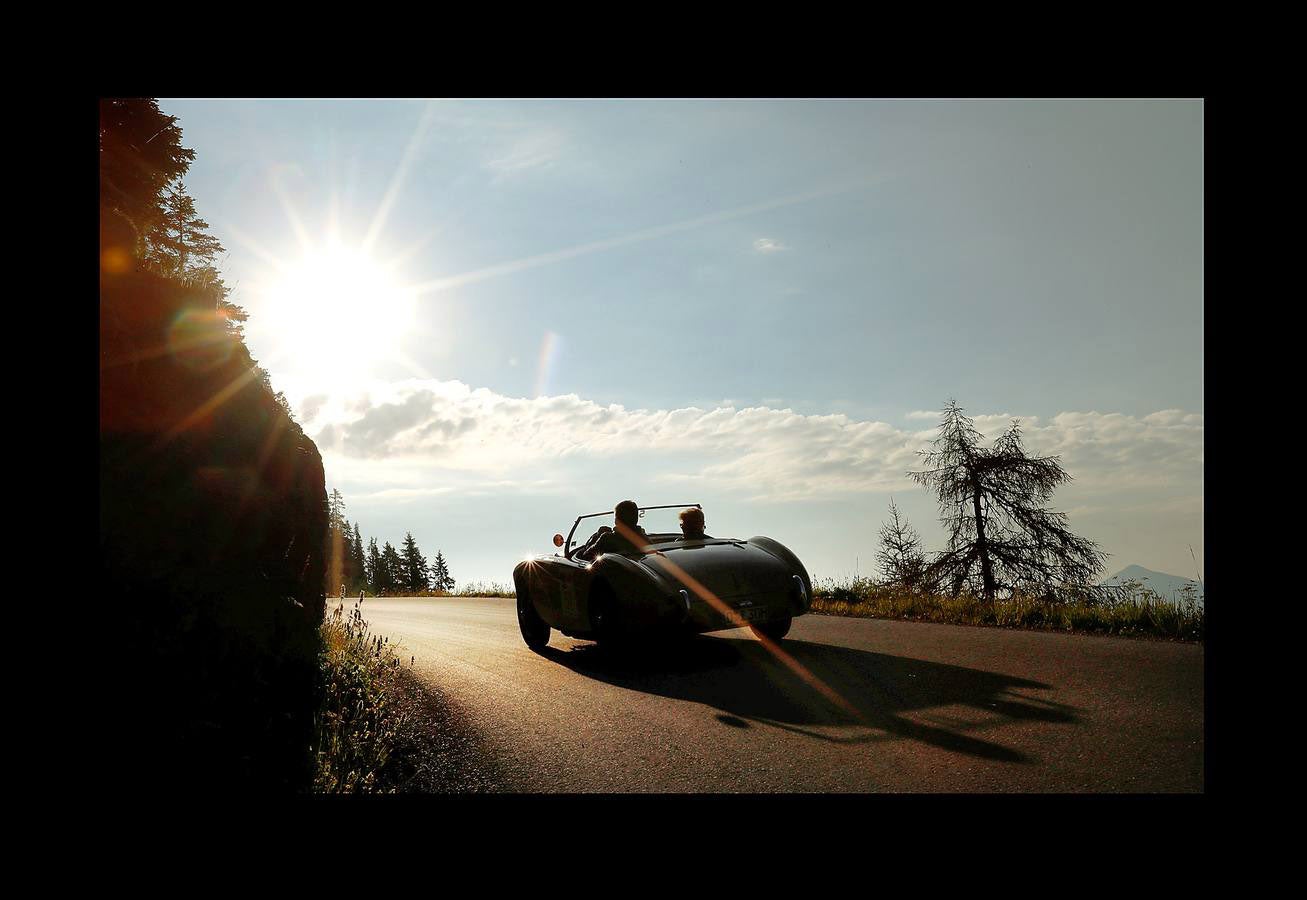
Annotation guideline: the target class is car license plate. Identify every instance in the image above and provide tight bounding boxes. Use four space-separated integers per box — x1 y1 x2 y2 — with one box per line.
734 605 767 623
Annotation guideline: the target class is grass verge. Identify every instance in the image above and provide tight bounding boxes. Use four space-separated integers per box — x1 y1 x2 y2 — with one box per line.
810 578 1204 642
312 599 500 792
340 581 516 600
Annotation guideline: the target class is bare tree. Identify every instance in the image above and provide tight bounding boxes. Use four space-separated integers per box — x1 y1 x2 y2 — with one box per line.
876 499 928 592
909 400 1107 602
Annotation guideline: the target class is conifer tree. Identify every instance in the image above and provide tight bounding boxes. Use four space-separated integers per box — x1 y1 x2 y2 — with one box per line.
380 542 402 595
327 489 345 533
876 499 928 592
909 400 1106 601
400 532 429 593
99 98 194 247
351 523 366 592
429 550 453 593
366 538 383 595
146 185 226 275
325 489 347 595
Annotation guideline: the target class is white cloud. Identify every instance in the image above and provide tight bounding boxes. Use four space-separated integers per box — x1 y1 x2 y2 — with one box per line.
299 393 329 423
308 379 1203 503
753 237 789 253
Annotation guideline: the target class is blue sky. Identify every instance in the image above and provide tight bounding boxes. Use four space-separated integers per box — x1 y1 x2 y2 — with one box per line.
157 98 1204 586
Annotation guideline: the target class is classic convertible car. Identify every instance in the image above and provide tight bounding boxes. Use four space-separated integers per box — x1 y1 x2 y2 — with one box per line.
512 504 812 651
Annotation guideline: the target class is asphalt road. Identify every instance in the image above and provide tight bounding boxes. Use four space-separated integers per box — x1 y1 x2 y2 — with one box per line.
359 596 1204 792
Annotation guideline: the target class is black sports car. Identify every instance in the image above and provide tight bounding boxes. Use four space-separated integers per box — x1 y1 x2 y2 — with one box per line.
512 504 811 651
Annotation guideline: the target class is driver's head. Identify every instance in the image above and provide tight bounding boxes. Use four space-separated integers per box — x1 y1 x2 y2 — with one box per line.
679 507 705 538
615 500 639 528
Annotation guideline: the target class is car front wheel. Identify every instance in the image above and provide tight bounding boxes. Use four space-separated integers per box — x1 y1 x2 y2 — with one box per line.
518 593 550 651
750 616 792 642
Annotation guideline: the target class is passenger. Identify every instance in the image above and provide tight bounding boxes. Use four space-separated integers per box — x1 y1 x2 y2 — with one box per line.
576 500 650 560
678 507 712 541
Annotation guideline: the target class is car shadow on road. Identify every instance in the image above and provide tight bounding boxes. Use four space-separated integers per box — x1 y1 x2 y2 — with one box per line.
540 635 1077 763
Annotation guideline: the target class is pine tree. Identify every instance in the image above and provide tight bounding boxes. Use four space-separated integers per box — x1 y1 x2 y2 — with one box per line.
351 523 366 592
342 519 360 590
380 542 402 595
909 400 1107 601
366 538 383 595
99 98 195 248
400 532 429 593
876 499 927 592
325 489 347 596
146 185 227 275
327 489 345 533
429 550 453 593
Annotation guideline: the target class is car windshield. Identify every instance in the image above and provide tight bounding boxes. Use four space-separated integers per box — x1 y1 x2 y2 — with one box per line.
565 504 706 554
636 506 702 540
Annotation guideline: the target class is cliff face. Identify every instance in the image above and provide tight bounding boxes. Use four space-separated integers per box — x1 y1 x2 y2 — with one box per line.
101 221 327 792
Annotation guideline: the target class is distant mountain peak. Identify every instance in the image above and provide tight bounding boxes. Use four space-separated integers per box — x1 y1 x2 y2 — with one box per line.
1101 564 1203 602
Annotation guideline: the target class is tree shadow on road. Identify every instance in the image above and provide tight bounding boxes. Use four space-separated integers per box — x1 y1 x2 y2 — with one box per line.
540 635 1077 763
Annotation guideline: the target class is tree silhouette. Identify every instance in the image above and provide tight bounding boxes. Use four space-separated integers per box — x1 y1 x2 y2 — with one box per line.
400 532 429 593
429 550 453 593
99 98 194 248
340 519 359 591
876 499 928 592
909 400 1106 601
351 523 366 592
366 538 383 595
146 184 227 276
101 99 246 334
381 541 402 594
326 489 347 595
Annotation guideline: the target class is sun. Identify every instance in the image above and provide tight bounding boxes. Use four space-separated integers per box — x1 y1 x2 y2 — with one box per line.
257 242 417 385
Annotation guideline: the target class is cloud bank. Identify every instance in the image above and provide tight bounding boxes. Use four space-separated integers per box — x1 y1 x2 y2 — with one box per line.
303 380 1203 503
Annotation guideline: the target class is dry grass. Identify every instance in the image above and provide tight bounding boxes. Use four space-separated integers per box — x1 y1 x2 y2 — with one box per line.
347 581 516 600
313 599 427 792
811 577 1203 641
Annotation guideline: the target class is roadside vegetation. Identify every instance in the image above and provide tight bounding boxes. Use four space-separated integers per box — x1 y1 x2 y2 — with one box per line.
811 576 1203 641
339 581 516 600
324 489 465 599
450 581 515 598
812 402 1204 642
313 598 466 792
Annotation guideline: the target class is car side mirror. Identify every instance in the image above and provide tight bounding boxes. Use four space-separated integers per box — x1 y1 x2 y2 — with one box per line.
553 533 565 547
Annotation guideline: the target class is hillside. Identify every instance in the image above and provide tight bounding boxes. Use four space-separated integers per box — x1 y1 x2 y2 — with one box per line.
101 214 327 792
1102 564 1204 604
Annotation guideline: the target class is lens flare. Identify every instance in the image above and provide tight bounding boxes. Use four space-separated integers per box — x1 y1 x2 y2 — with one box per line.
534 331 561 397
167 308 235 372
101 247 132 275
611 521 864 722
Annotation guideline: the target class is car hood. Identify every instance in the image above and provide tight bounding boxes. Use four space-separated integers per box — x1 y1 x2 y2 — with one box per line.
638 540 794 601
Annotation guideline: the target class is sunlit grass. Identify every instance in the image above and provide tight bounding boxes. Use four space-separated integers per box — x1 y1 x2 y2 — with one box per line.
810 577 1204 641
313 599 423 793
353 580 516 599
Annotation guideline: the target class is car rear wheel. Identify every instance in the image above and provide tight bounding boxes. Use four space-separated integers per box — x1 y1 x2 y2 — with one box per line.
518 593 550 651
750 616 792 642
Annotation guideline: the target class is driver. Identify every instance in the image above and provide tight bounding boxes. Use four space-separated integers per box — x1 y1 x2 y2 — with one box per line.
576 500 649 560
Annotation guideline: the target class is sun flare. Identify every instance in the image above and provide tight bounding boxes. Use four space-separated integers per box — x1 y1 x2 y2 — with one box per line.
257 244 417 384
